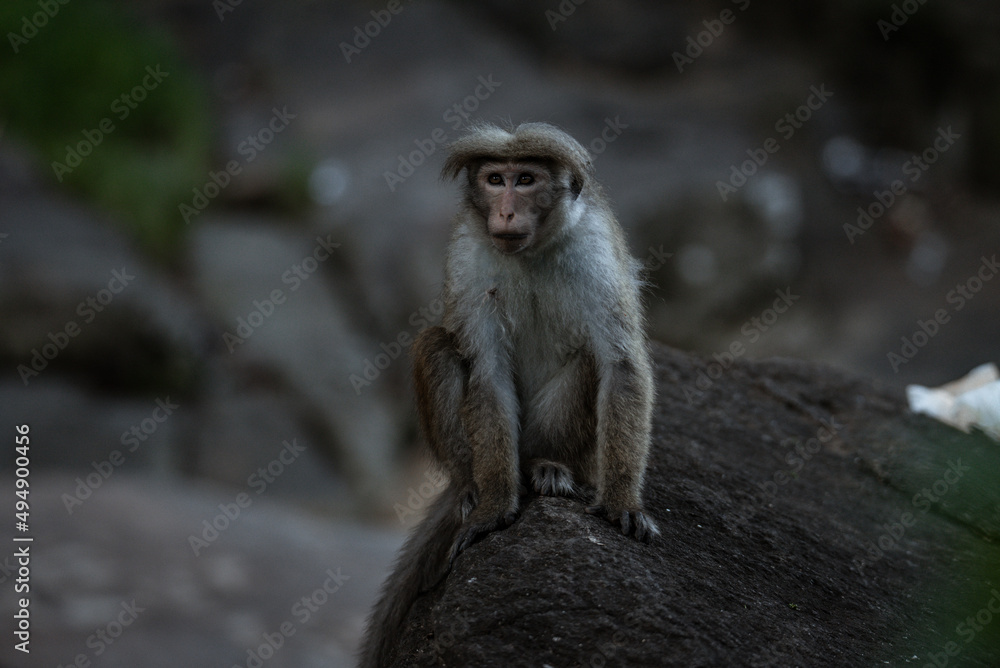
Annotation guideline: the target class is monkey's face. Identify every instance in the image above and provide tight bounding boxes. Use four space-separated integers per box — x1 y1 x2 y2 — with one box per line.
475 162 554 255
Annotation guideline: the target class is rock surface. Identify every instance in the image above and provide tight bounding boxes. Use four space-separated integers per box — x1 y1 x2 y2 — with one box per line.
388 344 1000 667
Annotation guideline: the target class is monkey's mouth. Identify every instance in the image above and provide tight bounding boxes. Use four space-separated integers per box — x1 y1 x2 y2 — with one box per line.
491 233 530 254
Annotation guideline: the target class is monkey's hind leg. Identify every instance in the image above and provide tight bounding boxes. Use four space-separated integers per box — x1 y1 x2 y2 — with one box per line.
520 354 598 503
527 459 580 499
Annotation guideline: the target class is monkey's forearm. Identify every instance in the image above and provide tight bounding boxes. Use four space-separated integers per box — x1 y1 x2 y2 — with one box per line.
448 377 521 560
589 356 659 542
595 358 653 510
460 378 521 518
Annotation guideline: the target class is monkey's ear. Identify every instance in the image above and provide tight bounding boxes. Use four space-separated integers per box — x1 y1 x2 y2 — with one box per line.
571 151 593 197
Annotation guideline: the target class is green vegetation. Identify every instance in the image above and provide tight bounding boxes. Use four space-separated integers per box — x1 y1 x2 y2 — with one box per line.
0 1 210 261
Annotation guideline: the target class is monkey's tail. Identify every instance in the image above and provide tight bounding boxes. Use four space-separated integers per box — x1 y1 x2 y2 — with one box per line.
358 484 463 668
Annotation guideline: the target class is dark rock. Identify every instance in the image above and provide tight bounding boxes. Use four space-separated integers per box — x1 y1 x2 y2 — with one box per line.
387 344 1000 667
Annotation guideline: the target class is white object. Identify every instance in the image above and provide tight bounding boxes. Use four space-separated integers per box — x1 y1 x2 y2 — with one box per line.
906 363 1000 441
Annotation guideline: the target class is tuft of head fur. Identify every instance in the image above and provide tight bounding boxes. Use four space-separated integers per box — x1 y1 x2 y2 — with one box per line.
441 122 594 196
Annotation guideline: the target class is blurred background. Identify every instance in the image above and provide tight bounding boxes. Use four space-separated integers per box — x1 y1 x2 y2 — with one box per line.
0 0 998 666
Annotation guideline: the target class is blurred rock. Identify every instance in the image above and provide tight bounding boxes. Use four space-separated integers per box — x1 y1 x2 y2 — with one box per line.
475 0 688 72
0 473 404 668
0 144 400 511
188 217 400 504
0 146 207 398
640 184 802 348
0 378 182 473
0 143 205 472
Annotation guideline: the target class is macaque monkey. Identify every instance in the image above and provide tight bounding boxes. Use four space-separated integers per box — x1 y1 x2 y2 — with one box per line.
360 122 657 668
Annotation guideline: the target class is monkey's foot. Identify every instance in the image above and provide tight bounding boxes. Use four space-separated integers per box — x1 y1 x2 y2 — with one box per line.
529 459 578 498
448 510 518 569
585 505 660 543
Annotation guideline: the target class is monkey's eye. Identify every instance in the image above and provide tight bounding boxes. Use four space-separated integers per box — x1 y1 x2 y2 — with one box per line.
487 174 503 185
517 173 534 185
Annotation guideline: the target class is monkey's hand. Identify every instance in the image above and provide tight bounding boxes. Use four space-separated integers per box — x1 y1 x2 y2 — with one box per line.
585 505 660 543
